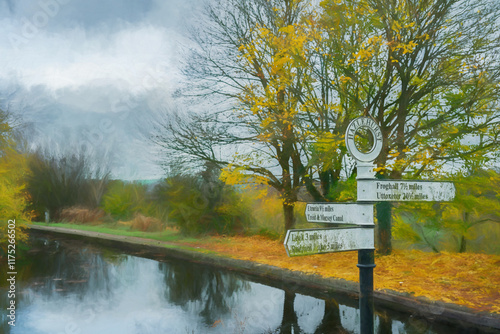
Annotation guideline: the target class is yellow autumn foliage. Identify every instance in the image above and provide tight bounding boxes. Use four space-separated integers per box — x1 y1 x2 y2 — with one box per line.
0 147 31 254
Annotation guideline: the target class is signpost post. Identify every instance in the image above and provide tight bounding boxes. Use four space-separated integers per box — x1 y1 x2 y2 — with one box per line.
284 116 455 334
345 117 382 334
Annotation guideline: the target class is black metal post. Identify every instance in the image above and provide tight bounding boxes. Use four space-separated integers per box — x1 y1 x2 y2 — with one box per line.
358 248 375 334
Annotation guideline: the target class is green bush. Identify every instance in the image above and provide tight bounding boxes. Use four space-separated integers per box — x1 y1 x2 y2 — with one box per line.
0 147 31 254
100 180 152 220
0 111 31 255
392 169 500 254
156 172 252 236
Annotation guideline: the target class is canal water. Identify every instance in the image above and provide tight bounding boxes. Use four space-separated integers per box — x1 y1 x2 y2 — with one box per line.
1 236 497 334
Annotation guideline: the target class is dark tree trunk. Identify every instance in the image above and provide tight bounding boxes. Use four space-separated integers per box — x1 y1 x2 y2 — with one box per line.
376 172 394 255
459 234 467 253
376 201 393 255
314 298 346 333
319 170 331 197
377 312 392 334
458 212 469 253
280 290 298 334
283 202 295 232
304 176 326 202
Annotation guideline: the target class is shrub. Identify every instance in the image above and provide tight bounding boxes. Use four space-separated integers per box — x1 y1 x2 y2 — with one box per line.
100 180 152 220
157 170 252 236
0 110 31 257
0 147 31 255
393 169 500 254
233 185 309 239
59 207 106 224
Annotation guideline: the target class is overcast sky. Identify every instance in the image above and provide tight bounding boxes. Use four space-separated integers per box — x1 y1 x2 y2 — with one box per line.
0 0 203 179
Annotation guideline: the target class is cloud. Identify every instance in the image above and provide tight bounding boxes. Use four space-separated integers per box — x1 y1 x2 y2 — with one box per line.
0 0 202 95
0 0 203 179
1 23 182 93
0 0 153 27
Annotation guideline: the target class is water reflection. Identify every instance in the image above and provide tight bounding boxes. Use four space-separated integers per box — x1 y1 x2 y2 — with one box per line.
0 236 492 334
159 260 249 326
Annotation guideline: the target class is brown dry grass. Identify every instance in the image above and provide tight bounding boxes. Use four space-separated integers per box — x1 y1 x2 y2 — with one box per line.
59 207 106 224
129 213 164 232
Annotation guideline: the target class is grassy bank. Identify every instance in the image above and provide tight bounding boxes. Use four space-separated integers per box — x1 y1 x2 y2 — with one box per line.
32 222 198 243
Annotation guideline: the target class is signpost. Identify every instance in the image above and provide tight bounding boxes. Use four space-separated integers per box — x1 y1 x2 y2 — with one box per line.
305 203 373 225
284 116 456 334
357 180 456 202
284 227 374 257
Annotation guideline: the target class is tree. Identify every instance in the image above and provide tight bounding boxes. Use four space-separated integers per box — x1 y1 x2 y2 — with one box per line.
0 109 31 254
393 168 500 253
157 0 318 232
152 163 252 236
0 109 12 155
158 0 500 245
25 150 110 221
443 168 500 252
317 0 500 253
393 201 446 252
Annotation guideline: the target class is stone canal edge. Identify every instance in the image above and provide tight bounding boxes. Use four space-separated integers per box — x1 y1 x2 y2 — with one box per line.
28 225 500 331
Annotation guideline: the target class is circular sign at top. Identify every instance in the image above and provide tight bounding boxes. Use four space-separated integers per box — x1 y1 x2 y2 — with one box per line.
345 117 383 163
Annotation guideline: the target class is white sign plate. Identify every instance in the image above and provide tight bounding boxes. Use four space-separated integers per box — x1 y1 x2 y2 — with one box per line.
357 180 456 202
305 203 373 225
284 227 375 257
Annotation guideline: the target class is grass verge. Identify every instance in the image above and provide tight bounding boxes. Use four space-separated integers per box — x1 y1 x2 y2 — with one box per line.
31 222 199 243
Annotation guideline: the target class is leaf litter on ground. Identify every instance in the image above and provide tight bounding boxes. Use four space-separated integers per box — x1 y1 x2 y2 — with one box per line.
180 235 500 314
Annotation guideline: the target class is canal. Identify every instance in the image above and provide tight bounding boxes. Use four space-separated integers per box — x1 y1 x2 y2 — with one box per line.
1 235 497 334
